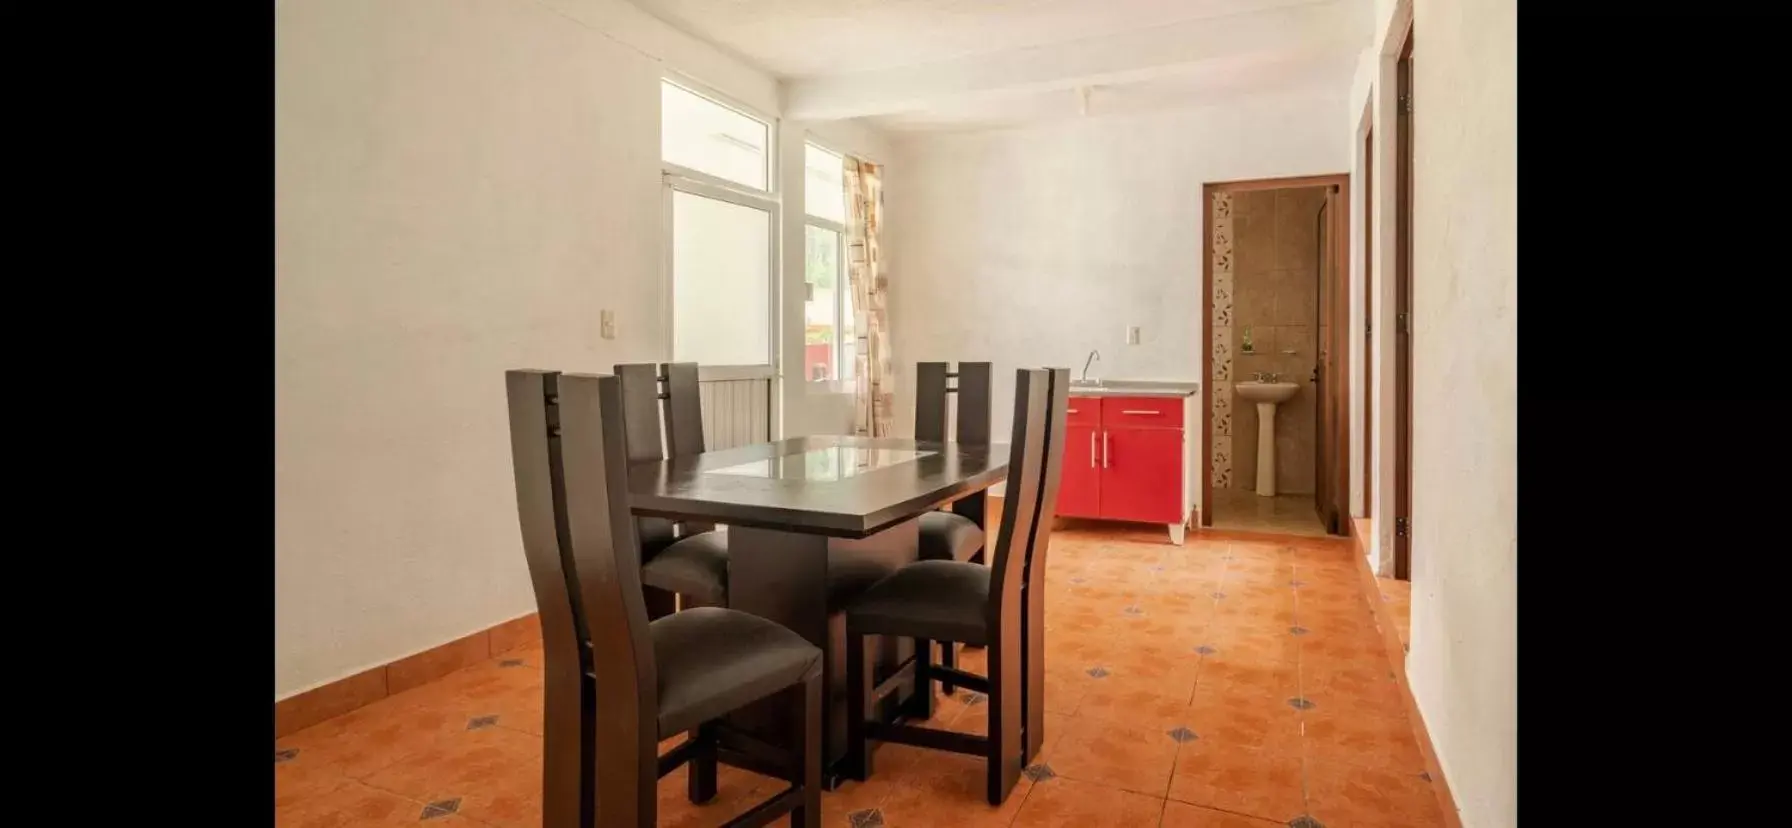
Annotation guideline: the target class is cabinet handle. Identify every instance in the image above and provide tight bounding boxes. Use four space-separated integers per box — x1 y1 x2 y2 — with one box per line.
1102 431 1110 468
1088 431 1096 468
1121 409 1160 415
1067 408 1079 414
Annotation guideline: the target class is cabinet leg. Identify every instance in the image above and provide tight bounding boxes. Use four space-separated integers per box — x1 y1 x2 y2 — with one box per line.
1168 523 1186 546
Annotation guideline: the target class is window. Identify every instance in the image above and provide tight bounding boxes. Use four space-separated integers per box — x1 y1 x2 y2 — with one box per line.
662 79 777 368
803 143 855 384
661 80 769 191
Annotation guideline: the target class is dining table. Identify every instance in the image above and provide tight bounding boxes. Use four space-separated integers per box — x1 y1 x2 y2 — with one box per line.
627 434 1008 785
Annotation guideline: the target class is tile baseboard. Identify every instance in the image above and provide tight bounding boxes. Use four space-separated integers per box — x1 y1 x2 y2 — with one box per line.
274 613 542 739
1354 549 1462 828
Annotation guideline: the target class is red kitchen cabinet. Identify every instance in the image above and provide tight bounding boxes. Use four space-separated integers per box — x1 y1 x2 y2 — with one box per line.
1060 423 1102 518
1055 394 1193 544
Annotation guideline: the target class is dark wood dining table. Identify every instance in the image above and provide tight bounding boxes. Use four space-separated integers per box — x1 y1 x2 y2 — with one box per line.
627 434 1008 785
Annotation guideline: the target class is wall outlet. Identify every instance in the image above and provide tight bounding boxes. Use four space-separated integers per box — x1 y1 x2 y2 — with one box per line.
600 309 616 340
1125 325 1141 345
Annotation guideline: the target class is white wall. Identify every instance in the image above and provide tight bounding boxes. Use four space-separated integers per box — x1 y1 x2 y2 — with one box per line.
275 0 791 699
1343 0 1515 825
886 86 1349 453
1404 0 1516 825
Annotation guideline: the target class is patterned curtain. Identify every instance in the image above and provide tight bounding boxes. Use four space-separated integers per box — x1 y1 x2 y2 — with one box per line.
845 158 893 437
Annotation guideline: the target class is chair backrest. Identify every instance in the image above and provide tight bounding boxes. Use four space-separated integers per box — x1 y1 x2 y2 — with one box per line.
614 363 666 463
661 362 705 457
507 370 659 826
914 361 993 444
983 368 1067 627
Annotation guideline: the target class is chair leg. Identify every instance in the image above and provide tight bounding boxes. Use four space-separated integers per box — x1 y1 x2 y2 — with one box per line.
844 628 873 781
688 722 717 804
791 666 822 828
644 586 678 622
985 640 1024 807
909 638 935 721
938 639 957 697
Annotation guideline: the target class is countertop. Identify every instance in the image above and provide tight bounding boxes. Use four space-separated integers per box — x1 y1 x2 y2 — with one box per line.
1067 380 1200 398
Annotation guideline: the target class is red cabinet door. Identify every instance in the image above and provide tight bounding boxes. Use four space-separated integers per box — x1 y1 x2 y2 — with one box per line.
1059 423 1102 518
1099 427 1184 524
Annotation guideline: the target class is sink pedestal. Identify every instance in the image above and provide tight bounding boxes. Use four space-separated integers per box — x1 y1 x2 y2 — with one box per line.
1254 402 1279 497
1234 381 1299 498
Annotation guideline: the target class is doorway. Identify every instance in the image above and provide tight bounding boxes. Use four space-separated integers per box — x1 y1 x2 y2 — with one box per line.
1200 174 1351 537
1393 30 1415 579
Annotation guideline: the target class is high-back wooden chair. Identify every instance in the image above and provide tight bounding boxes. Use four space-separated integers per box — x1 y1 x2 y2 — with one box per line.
615 363 729 617
506 370 824 828
840 367 1067 805
913 361 994 692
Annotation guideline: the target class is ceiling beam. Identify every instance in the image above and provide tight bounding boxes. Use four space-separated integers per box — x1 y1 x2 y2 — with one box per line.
782 0 1366 121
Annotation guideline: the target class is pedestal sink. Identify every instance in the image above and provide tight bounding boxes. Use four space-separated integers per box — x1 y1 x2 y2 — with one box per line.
1235 381 1300 496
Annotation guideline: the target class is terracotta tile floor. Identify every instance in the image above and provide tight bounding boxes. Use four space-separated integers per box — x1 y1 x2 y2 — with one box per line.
275 526 1443 827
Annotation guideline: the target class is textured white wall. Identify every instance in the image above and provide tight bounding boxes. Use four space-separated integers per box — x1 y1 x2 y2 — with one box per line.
1404 0 1517 825
275 0 780 699
886 86 1349 453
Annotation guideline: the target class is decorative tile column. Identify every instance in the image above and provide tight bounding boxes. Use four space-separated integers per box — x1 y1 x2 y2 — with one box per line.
1211 192 1234 490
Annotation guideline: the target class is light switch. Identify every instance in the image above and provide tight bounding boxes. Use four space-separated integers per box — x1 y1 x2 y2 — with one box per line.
600 310 616 340
1126 325 1141 345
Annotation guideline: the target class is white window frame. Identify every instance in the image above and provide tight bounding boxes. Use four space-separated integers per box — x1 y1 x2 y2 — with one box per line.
802 140 855 391
659 75 781 381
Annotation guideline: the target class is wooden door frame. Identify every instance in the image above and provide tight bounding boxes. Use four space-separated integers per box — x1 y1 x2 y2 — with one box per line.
1393 30 1415 579
1362 128 1374 518
1200 173 1352 530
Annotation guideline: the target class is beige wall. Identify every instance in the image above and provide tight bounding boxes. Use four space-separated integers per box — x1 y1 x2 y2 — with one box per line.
1229 186 1326 495
274 0 882 700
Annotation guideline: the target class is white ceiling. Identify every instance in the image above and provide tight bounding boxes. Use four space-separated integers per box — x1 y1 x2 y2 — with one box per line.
625 0 1368 131
627 0 1326 78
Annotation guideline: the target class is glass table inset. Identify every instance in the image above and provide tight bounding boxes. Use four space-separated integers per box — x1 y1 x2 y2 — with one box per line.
705 446 937 482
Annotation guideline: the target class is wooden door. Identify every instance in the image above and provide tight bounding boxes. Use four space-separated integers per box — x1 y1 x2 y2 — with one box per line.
1363 129 1374 517
1394 32 1415 579
1315 195 1333 530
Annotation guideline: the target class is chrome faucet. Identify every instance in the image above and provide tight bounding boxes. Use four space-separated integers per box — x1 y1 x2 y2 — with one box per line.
1251 371 1282 383
1081 350 1101 383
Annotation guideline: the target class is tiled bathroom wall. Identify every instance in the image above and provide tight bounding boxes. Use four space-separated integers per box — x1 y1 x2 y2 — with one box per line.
1213 186 1326 495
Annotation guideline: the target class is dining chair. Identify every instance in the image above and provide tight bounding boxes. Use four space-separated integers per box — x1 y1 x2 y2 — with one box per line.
914 361 993 693
506 369 823 828
616 363 729 617
841 367 1067 805
913 361 993 564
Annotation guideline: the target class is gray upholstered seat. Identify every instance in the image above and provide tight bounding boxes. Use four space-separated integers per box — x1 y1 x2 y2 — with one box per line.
652 606 822 737
641 530 728 605
845 560 990 646
917 511 984 562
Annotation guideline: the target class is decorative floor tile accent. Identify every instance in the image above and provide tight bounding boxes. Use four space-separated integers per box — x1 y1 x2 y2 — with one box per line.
1167 727 1199 743
1287 816 1324 828
1289 626 1310 636
275 749 299 763
848 808 886 828
1212 592 1227 600
1194 645 1217 656
1123 605 1145 616
1287 698 1316 711
1022 763 1057 782
420 799 461 820
467 715 500 730
499 659 525 668
1290 580 1307 587
964 692 986 706
1420 771 1433 782
1087 667 1110 678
